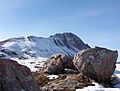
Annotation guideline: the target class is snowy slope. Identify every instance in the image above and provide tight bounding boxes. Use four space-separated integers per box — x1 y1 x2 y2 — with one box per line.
11 57 47 72
0 33 89 59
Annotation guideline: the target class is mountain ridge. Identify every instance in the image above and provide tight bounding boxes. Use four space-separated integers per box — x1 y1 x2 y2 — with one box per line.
0 32 90 59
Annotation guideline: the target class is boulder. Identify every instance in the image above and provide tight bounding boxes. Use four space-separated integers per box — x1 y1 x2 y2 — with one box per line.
73 47 118 82
0 58 40 91
43 54 65 74
43 54 76 74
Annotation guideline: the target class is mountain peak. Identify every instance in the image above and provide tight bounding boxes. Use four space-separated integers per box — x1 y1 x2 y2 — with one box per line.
0 33 90 59
50 32 75 38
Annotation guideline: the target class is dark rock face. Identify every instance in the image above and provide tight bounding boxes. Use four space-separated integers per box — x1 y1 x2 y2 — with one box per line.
43 54 77 74
0 58 40 91
50 33 90 52
73 47 118 82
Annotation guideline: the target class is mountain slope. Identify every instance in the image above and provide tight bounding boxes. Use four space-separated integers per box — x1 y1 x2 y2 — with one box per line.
0 32 89 59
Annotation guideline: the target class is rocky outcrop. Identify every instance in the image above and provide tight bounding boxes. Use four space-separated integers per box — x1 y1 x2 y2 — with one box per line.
73 47 118 82
50 33 90 53
43 54 77 74
0 58 40 91
34 73 94 91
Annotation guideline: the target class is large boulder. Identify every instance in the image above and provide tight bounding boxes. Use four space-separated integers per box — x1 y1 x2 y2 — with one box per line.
0 58 40 91
73 47 118 82
43 54 76 74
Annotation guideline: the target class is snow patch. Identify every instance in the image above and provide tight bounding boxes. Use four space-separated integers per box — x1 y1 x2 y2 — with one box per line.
46 75 59 80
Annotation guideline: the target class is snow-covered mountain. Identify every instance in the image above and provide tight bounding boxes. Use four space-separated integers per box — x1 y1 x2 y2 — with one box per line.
1 33 120 91
0 32 89 59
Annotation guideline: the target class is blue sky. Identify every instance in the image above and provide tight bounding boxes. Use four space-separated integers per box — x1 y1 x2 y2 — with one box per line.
0 0 120 59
